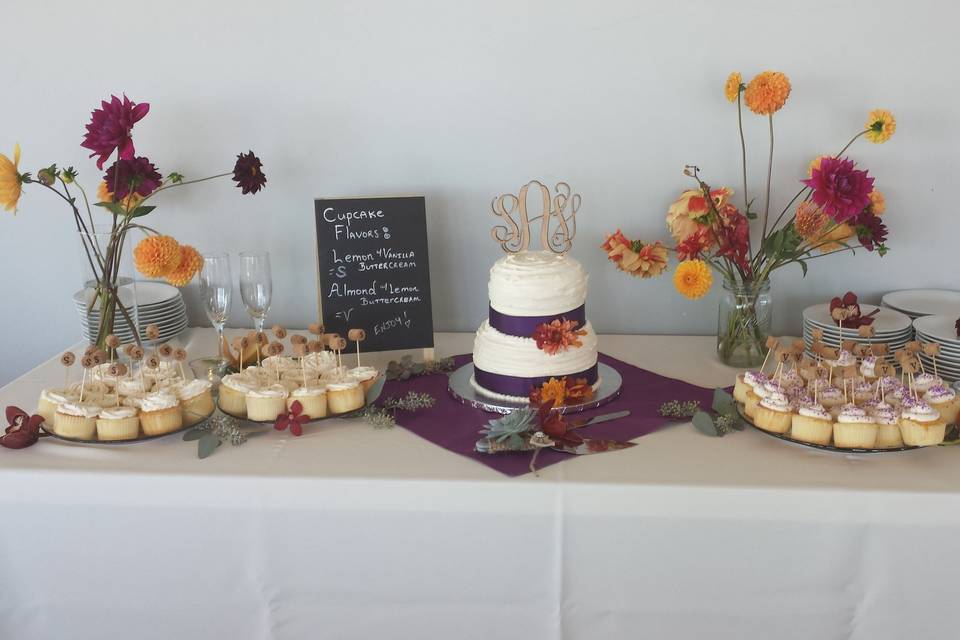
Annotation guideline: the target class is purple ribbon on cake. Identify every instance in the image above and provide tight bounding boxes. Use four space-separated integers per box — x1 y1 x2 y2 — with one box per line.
473 364 599 398
488 304 586 338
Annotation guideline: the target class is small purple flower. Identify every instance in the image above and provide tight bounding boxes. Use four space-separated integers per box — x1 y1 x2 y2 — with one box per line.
103 157 162 200
232 151 266 195
81 95 150 169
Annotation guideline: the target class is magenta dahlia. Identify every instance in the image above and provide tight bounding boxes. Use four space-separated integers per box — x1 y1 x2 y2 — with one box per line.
802 157 874 224
232 151 266 194
103 157 162 200
81 95 150 169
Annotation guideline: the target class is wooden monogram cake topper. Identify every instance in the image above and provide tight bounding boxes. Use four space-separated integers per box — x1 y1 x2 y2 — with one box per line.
490 180 580 254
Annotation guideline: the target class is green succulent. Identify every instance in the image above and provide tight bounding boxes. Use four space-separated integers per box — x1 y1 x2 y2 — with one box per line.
479 407 536 450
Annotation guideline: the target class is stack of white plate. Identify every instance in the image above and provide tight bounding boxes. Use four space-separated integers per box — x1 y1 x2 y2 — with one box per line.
881 289 960 321
73 281 188 344
913 315 960 382
802 303 913 363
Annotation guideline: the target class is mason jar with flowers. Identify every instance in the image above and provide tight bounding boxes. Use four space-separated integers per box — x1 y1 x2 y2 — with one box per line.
602 71 895 366
0 94 266 349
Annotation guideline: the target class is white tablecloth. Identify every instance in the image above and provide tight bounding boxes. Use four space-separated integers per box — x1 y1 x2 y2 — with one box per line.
2 330 960 640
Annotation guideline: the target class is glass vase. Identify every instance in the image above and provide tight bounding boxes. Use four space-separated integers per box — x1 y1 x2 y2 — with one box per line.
76 228 139 349
716 278 771 367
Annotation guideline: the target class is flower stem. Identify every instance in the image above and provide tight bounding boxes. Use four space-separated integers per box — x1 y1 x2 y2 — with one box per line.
760 114 775 242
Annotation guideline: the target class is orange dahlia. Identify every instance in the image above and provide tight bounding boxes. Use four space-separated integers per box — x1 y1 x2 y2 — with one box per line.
673 260 713 299
724 72 743 103
97 180 144 211
133 235 181 277
164 244 203 287
865 109 896 144
743 71 791 115
868 189 886 215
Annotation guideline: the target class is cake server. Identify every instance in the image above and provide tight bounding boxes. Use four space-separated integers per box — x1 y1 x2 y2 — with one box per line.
569 410 630 430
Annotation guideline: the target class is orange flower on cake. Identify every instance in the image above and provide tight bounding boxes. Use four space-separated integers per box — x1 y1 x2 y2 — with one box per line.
744 71 791 115
532 319 587 355
133 235 181 277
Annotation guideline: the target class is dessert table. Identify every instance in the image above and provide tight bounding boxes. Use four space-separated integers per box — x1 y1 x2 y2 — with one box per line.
3 330 960 640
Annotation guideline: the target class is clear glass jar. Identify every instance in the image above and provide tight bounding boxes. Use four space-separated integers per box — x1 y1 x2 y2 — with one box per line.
716 278 771 367
76 227 139 349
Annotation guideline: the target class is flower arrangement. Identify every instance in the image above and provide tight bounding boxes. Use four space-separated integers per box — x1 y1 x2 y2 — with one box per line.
1 94 266 349
603 71 895 365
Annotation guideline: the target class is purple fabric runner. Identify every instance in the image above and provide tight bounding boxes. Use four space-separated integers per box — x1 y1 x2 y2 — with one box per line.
473 363 599 397
488 304 586 338
383 353 717 477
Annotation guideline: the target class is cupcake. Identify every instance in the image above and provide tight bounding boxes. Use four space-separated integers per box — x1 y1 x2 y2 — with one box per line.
899 399 946 446
37 387 77 424
288 384 328 419
142 360 181 386
245 384 289 421
326 380 366 415
174 379 215 426
117 376 151 396
791 402 833 446
220 373 256 417
347 366 380 392
139 391 183 436
886 384 908 409
859 355 878 382
871 402 903 449
833 404 878 449
320 366 350 383
852 380 875 406
263 355 298 376
817 386 845 417
753 389 793 434
96 406 141 441
924 384 960 425
53 401 102 439
303 350 337 372
739 372 766 412
912 373 943 395
745 380 776 419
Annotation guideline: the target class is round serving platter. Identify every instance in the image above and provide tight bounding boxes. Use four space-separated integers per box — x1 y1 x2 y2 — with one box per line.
448 361 622 415
735 403 919 454
39 407 213 445
216 376 387 424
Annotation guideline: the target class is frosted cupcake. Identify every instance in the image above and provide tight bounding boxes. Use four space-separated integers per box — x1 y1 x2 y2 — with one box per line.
220 373 256 417
754 389 793 434
791 402 833 445
320 366 350 383
174 379 215 426
96 406 141 441
871 402 903 449
859 355 878 382
745 380 775 419
817 386 845 417
303 350 337 372
899 399 946 446
852 380 875 406
924 384 960 425
738 372 766 410
326 379 365 415
347 366 380 392
288 384 328 418
53 401 102 439
139 391 183 436
912 373 943 394
37 387 78 424
245 384 289 421
117 376 151 396
833 404 878 449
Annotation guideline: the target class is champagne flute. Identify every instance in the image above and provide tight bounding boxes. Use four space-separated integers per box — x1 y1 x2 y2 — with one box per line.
239 250 273 335
199 252 232 365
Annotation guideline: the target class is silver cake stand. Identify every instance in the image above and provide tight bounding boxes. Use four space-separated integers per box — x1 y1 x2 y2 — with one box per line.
448 362 622 415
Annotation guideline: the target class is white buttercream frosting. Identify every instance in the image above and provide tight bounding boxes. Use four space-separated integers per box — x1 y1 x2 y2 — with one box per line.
837 404 874 424
348 366 379 382
222 373 257 393
473 319 598 378
860 355 877 378
872 403 899 425
303 351 337 371
292 385 326 397
901 400 940 423
98 406 138 419
58 402 103 418
913 373 943 393
827 350 856 368
263 356 298 371
247 384 288 399
140 391 179 412
326 380 360 392
117 377 150 396
925 384 956 404
488 251 587 316
174 379 213 400
759 390 791 413
743 371 766 388
798 404 831 421
41 388 76 404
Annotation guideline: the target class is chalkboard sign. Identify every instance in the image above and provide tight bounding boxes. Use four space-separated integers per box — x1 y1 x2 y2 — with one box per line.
314 196 434 353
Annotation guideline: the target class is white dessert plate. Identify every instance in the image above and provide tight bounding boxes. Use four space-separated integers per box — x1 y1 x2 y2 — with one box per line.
72 281 181 308
803 304 912 334
882 290 960 318
912 315 960 345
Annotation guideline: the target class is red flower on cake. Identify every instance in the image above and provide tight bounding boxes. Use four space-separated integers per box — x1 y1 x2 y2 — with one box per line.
537 400 582 447
532 318 587 355
529 377 594 406
2 406 43 449
274 400 310 437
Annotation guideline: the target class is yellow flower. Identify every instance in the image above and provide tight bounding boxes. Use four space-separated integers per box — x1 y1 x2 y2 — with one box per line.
164 244 203 287
807 155 828 177
865 109 896 144
0 143 23 213
724 72 742 103
795 201 828 241
673 260 713 299
538 378 567 407
133 235 181 277
868 189 886 215
816 223 855 253
743 71 791 115
97 180 144 211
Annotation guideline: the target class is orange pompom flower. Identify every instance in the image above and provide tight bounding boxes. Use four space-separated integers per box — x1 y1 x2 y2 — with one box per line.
673 260 713 299
807 155 829 178
133 235 181 277
164 244 203 287
868 189 886 215
744 71 791 115
724 72 743 103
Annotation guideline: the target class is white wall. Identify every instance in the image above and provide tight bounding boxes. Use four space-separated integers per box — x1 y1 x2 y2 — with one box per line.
1 0 953 385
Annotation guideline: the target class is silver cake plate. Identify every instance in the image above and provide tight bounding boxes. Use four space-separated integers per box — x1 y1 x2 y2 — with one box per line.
448 362 622 415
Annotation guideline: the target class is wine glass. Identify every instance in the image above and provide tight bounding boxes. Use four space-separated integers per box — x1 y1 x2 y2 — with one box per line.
199 252 232 365
239 250 273 335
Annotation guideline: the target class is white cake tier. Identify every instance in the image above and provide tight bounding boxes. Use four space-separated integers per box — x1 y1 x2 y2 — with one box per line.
472 319 598 378
488 251 588 316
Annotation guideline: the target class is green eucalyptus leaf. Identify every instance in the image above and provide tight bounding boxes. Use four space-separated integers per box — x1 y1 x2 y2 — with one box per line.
728 414 746 431
183 428 204 441
711 388 736 415
692 411 720 437
198 432 221 459
131 205 156 218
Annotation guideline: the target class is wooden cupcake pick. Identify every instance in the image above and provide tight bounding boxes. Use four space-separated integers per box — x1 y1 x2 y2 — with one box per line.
292 341 308 386
760 336 780 373
60 351 76 390
267 342 284 381
348 329 367 368
105 334 120 365
79 354 95 402
923 342 941 379
858 324 876 339
325 333 342 368
173 348 188 380
108 363 128 406
128 344 146 389
145 323 161 361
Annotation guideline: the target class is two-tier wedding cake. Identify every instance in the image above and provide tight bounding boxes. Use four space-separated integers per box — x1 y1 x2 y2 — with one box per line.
471 250 599 401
